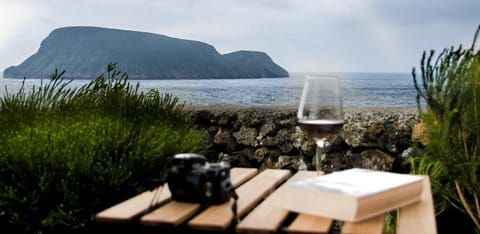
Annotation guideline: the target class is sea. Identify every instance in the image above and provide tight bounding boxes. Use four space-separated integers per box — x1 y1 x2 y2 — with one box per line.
0 72 418 107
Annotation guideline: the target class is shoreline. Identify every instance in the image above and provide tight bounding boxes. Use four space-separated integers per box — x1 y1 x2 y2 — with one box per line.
184 105 419 113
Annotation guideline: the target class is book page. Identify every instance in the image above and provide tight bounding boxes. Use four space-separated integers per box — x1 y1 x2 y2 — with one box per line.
290 168 422 197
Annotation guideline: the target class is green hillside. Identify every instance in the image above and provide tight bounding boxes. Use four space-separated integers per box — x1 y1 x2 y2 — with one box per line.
4 26 289 79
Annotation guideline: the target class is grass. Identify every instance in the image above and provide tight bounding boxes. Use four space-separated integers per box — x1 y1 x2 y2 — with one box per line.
0 63 207 234
411 26 480 232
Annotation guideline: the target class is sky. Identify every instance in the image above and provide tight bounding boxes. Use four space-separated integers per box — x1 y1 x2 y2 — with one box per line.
1 0 479 75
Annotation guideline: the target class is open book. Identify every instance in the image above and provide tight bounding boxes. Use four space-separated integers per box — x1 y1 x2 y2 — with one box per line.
281 168 424 221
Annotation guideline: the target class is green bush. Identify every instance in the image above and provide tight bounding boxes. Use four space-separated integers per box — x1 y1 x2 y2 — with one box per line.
411 26 480 231
0 64 207 233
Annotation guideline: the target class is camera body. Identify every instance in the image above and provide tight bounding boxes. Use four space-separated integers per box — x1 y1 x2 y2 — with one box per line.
167 153 233 204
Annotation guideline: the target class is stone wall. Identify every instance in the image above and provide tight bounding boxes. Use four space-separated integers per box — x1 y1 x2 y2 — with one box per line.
188 106 420 173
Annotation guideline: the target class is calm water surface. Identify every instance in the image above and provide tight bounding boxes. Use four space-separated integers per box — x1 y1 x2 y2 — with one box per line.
0 72 417 107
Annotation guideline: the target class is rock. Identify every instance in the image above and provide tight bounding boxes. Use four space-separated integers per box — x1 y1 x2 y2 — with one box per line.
218 148 258 168
343 122 363 147
275 112 297 127
350 149 395 171
258 121 275 139
301 140 316 156
254 147 269 162
235 147 256 162
233 126 258 146
219 152 238 165
344 114 415 154
275 155 307 171
214 128 237 151
400 147 417 166
191 107 419 174
276 128 296 153
317 151 352 173
190 110 216 127
203 125 219 145
324 135 345 153
239 111 264 127
218 112 237 126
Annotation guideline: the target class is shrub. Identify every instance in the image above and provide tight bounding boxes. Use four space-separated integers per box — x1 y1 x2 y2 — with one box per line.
0 64 207 233
411 26 480 231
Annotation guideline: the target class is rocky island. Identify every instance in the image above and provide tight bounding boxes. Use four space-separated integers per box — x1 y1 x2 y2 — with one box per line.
3 26 289 79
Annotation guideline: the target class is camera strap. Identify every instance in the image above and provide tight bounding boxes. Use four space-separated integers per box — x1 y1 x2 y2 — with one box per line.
147 179 165 213
223 179 239 225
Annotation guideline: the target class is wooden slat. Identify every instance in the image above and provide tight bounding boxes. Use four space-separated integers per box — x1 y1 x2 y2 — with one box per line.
396 176 437 234
95 186 171 223
140 167 258 226
283 171 333 234
188 169 292 231
99 168 433 234
286 214 333 234
96 167 256 223
342 214 385 234
237 170 329 234
141 201 202 226
230 167 260 188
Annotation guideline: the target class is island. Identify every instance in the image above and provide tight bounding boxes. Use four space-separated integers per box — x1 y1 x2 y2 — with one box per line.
3 26 289 79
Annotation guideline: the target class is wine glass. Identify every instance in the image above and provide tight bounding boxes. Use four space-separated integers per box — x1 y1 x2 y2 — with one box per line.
297 76 344 174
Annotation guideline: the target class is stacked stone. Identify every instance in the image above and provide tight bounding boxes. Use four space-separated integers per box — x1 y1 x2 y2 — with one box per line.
188 107 420 173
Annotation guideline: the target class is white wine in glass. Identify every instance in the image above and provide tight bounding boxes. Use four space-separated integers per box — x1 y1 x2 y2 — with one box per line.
297 76 344 174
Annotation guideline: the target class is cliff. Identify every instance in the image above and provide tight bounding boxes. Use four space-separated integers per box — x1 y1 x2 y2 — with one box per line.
4 26 289 79
223 51 288 78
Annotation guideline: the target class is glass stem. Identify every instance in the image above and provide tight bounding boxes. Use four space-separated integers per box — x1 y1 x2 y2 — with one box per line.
316 139 325 175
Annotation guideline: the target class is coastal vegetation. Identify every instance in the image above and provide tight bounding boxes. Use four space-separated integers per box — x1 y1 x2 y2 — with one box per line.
411 26 480 232
0 63 207 233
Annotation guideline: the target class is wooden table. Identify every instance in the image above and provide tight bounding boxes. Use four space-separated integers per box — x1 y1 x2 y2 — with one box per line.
96 168 436 234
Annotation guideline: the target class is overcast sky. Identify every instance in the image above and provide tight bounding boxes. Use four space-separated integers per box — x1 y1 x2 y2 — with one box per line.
1 0 479 75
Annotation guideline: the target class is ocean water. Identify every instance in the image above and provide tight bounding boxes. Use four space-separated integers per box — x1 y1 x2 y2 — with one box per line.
0 72 417 107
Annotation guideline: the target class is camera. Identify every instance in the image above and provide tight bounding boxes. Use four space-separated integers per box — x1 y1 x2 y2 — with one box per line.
166 153 235 204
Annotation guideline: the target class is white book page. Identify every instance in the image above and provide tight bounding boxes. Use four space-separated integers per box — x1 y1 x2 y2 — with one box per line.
290 168 422 197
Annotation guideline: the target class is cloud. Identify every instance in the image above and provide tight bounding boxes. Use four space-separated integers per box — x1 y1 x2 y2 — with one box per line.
1 0 479 74
374 0 480 25
0 1 48 66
